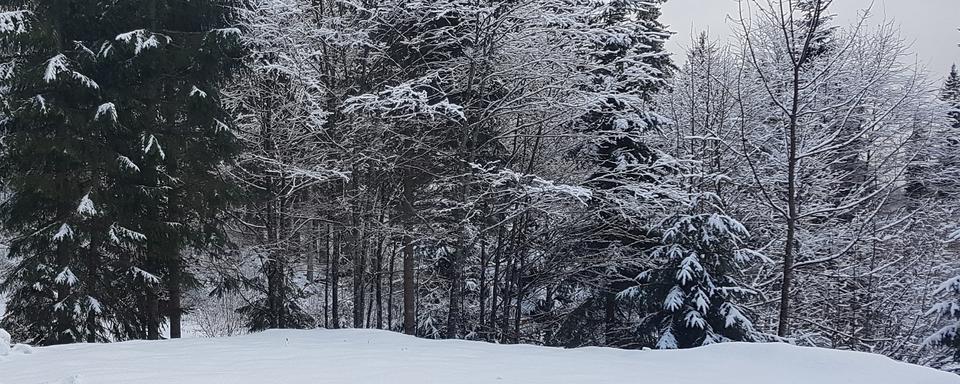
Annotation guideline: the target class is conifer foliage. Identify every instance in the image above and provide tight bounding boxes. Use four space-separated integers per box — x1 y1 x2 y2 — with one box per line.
925 65 960 364
927 274 960 361
622 206 763 349
0 0 242 344
945 66 960 131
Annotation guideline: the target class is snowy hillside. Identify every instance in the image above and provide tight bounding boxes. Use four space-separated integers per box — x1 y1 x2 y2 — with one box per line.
1 329 956 384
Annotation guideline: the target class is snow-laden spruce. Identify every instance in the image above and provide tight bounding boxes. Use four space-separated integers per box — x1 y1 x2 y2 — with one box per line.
927 274 960 361
0 0 243 344
620 211 766 348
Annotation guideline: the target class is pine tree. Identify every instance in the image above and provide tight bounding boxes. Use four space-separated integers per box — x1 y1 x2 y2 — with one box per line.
622 209 763 349
0 0 242 344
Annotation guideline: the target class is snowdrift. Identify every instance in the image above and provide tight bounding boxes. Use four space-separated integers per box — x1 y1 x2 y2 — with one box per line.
1 329 956 384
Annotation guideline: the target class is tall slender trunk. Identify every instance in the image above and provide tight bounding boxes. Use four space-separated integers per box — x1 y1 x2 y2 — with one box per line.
500 254 514 344
401 177 417 335
490 227 503 338
353 220 366 328
324 223 332 328
168 255 182 339
513 223 526 345
446 246 464 339
778 55 803 338
387 241 396 330
308 219 318 283
375 236 384 329
478 237 487 336
331 231 341 329
402 234 415 335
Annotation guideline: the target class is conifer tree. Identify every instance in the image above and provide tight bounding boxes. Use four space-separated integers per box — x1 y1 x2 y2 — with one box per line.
926 274 960 362
622 208 763 349
945 66 960 130
559 0 676 347
936 66 960 199
0 0 242 344
925 65 960 364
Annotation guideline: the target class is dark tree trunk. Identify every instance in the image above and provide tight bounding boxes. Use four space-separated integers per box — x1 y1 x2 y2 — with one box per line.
353 221 366 329
168 255 182 339
308 219 319 283
490 227 503 338
324 223 331 328
478 236 487 336
331 231 340 329
603 291 616 346
446 246 464 339
387 241 396 330
147 289 160 340
402 234 415 335
375 236 384 329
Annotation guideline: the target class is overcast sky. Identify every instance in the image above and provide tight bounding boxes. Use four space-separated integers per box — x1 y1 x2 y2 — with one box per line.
660 0 959 78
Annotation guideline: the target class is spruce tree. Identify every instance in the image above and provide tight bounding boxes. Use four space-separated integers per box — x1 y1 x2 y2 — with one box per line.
623 210 762 349
554 0 676 347
945 66 960 130
906 66 960 201
926 66 960 363
935 66 960 199
0 1 242 344
926 274 960 362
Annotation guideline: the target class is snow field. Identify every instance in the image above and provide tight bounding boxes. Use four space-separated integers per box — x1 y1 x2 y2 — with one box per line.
1 329 957 384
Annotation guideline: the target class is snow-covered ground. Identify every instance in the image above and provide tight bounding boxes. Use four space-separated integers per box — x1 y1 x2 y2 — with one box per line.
1 329 957 384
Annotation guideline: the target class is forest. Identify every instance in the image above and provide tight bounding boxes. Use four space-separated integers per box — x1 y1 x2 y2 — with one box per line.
1 0 959 375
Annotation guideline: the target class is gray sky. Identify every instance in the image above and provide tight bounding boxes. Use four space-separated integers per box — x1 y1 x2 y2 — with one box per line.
661 0 960 78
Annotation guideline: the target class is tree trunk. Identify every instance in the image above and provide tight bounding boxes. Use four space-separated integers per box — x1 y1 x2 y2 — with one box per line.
324 223 331 328
478 237 487 336
500 254 514 344
446 246 464 339
387 241 396 330
778 52 804 338
168 255 182 339
513 238 525 345
603 291 616 346
308 219 318 283
331 230 340 329
375 236 384 329
402 234 415 335
146 289 160 340
353 220 366 329
490 227 503 338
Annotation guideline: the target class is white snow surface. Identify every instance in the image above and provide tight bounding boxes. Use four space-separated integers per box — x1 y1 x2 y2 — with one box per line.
1 329 956 384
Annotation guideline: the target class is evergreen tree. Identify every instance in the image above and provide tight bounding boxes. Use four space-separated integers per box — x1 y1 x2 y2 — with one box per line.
926 274 960 362
623 209 763 348
935 65 960 199
554 0 677 347
796 0 836 57
0 0 242 344
925 65 960 366
945 66 960 130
